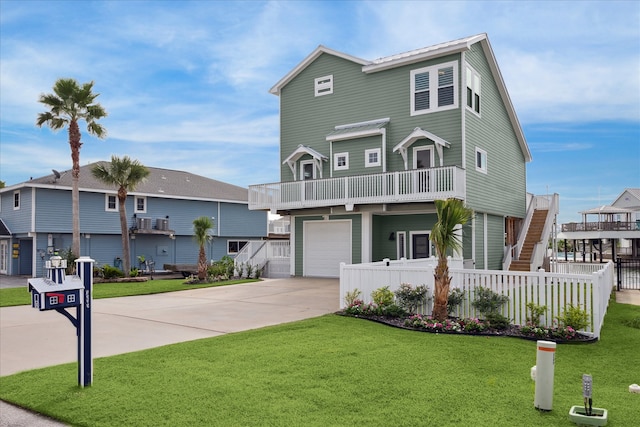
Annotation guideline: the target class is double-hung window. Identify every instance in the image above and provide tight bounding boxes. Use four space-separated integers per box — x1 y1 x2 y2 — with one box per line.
410 61 458 115
13 191 20 210
135 196 146 214
476 147 487 174
466 65 481 115
105 194 117 212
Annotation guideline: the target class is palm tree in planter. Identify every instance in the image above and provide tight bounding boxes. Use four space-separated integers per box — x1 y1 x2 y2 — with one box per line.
37 78 107 257
193 216 214 281
431 198 473 320
92 156 149 277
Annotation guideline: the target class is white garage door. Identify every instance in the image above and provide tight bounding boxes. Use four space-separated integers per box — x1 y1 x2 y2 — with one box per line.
303 220 351 277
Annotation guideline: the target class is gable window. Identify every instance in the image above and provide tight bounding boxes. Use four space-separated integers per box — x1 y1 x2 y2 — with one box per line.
228 240 248 254
365 148 381 167
334 152 349 171
135 196 146 213
314 74 333 97
13 191 20 210
466 66 481 115
410 61 458 116
105 194 117 212
476 147 487 174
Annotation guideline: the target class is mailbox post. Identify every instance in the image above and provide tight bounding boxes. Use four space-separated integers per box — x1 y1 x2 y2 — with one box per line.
28 256 94 387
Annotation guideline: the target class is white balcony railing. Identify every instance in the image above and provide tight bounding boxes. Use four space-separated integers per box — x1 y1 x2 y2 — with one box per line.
249 166 465 211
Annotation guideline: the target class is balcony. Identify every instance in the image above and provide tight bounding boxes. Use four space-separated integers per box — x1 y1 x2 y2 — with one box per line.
249 166 465 211
562 221 640 232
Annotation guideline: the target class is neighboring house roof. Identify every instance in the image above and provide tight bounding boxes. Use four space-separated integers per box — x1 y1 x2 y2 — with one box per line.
11 162 249 203
0 218 11 237
269 33 531 163
580 205 633 215
612 188 640 209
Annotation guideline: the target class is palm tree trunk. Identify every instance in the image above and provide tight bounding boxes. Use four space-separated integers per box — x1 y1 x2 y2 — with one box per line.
69 120 82 257
432 257 450 320
118 193 131 276
198 245 207 280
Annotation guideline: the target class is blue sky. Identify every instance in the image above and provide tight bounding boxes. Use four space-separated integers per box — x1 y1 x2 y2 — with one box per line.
1 0 638 225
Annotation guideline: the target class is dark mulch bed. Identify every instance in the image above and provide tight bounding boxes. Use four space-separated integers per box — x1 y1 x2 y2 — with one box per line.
338 312 598 344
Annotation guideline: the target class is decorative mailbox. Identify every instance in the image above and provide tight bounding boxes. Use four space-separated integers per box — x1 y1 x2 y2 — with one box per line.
27 255 94 387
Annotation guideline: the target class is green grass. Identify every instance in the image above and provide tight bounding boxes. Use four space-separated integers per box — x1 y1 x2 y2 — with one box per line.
1 301 638 426
0 278 258 307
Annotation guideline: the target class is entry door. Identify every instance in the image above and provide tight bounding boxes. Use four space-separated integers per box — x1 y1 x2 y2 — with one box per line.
414 147 433 192
411 233 430 259
301 160 315 201
0 241 7 274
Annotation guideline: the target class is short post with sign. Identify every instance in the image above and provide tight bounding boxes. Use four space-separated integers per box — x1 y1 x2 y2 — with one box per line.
28 255 94 387
569 374 608 426
534 340 556 411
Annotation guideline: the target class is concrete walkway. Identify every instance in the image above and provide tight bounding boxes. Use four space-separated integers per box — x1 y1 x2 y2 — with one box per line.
0 277 339 426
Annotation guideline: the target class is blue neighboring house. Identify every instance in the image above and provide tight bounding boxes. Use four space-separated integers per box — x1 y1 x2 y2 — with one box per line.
0 162 267 277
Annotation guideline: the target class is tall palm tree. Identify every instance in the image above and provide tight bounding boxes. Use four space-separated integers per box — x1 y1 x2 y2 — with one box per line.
91 156 149 276
37 78 107 257
193 216 214 281
431 198 473 320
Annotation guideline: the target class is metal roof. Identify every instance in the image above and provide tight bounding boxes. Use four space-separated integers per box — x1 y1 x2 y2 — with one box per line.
325 118 389 141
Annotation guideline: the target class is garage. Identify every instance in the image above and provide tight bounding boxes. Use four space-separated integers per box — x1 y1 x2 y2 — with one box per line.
303 220 351 277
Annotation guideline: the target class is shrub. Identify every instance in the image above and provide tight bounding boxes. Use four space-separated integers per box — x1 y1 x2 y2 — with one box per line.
344 289 362 307
207 262 228 280
371 286 394 307
183 274 201 284
623 316 640 329
447 288 465 315
556 304 589 331
130 268 139 277
102 265 124 279
245 264 254 279
525 302 547 326
235 262 244 278
471 287 509 317
485 313 511 330
381 304 407 318
394 283 430 314
461 318 486 332
254 266 262 279
60 247 77 274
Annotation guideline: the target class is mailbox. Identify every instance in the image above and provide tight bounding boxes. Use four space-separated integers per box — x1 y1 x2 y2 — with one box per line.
28 278 84 311
27 256 95 387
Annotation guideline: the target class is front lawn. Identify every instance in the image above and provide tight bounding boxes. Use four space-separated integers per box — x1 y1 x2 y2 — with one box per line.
1 301 638 426
0 278 258 307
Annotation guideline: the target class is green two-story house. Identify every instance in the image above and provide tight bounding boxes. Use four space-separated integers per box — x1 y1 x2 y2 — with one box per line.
249 33 532 277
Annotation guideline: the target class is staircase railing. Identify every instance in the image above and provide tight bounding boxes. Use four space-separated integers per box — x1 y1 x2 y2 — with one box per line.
234 240 291 277
530 193 559 271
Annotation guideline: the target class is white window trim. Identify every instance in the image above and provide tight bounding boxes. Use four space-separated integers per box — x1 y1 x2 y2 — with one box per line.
396 231 406 260
13 190 20 210
314 74 333 97
412 145 435 169
466 65 481 116
134 196 147 214
409 230 431 259
476 147 488 174
365 148 381 167
410 60 458 116
334 152 349 171
227 240 248 255
105 194 118 212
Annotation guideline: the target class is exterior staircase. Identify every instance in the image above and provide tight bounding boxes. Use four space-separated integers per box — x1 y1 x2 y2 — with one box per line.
509 209 549 272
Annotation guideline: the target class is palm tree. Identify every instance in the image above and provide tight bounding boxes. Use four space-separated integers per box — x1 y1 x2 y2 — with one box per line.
37 78 107 257
431 198 473 320
91 156 149 276
193 216 214 281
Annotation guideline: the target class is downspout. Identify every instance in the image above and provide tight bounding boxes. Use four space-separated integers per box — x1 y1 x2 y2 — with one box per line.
381 128 387 173
461 52 467 171
31 187 37 277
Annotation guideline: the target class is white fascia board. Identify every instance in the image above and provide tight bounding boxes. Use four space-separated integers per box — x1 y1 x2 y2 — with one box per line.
363 44 468 74
270 45 369 96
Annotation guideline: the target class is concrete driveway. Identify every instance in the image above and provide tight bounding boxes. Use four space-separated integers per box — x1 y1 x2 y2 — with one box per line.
1 277 339 377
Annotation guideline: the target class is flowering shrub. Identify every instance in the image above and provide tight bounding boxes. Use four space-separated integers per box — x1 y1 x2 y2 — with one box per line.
520 324 578 340
404 315 462 332
461 318 486 332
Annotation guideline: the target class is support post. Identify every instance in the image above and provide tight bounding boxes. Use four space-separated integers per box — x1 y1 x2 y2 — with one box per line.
76 257 94 387
534 340 556 411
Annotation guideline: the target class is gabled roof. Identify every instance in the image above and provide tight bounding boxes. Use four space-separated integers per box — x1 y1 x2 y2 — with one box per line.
612 188 640 208
282 145 328 165
270 33 531 163
16 162 249 203
269 45 368 95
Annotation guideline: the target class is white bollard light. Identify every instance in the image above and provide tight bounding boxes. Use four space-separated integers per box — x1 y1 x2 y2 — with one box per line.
534 340 556 411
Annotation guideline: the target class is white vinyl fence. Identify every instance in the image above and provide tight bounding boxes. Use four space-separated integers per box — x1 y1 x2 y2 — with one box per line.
340 260 615 338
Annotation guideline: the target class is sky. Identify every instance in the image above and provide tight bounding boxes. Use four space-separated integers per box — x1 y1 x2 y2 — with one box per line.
0 0 638 225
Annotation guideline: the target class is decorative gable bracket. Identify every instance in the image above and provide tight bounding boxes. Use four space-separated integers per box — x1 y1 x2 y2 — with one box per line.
283 145 328 180
393 127 451 170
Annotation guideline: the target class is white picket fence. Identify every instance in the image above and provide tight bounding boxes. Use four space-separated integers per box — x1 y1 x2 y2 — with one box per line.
340 260 615 338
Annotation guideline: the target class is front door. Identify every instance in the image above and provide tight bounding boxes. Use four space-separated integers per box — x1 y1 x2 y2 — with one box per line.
413 146 433 192
411 233 430 259
0 240 7 274
301 160 315 201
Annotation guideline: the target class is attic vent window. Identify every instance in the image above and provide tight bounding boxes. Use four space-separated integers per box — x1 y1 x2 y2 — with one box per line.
314 74 333 97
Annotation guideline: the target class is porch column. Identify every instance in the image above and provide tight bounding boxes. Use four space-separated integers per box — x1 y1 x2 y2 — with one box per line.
361 212 372 263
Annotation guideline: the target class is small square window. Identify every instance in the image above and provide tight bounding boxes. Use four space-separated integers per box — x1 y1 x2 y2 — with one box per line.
476 147 487 174
135 196 146 213
365 148 381 167
106 194 117 212
334 152 349 171
314 75 333 97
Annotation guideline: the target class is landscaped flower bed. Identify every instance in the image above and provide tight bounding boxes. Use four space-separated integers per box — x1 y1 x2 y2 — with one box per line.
340 297 597 343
